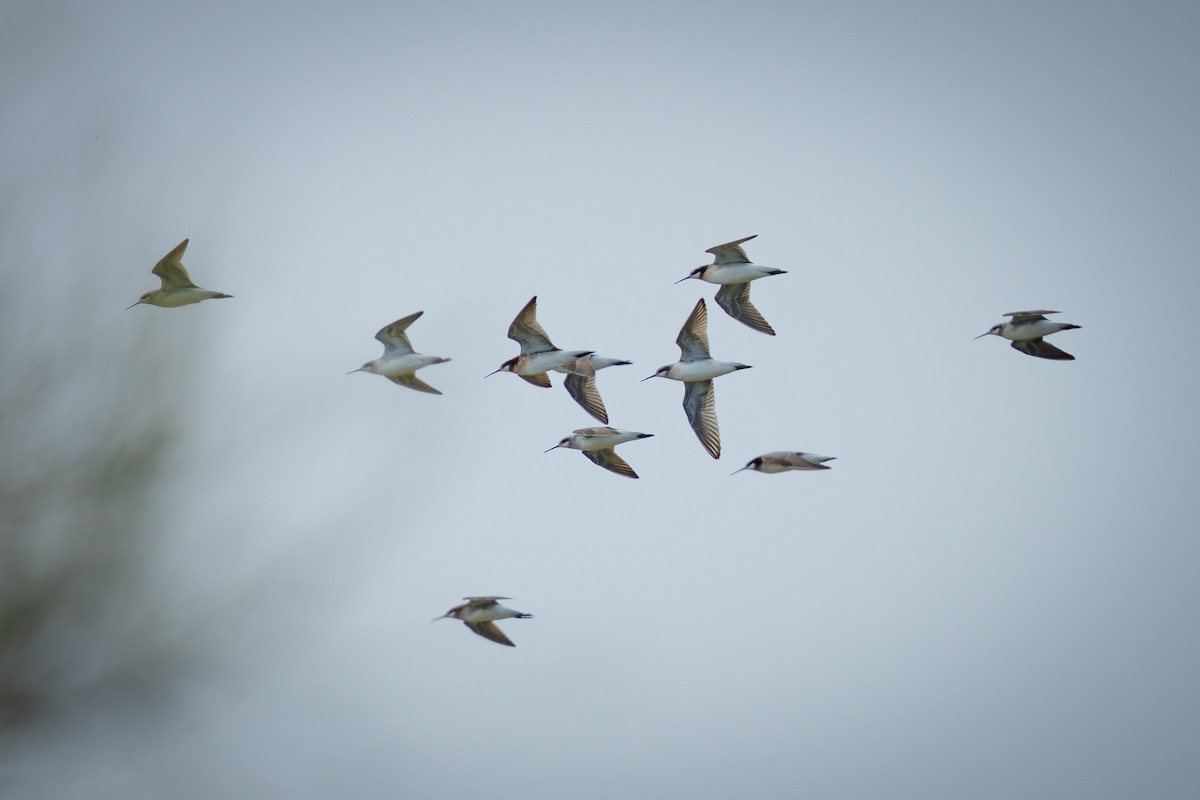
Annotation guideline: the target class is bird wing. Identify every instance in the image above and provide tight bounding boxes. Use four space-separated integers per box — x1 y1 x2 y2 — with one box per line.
1011 338 1075 360
508 296 557 354
583 448 639 479
773 452 833 469
151 239 197 289
573 426 619 437
714 283 775 336
755 452 794 468
518 372 552 388
704 234 758 265
375 311 423 355
388 373 442 394
676 298 712 361
1003 310 1059 322
683 380 720 459
564 371 608 424
561 353 596 376
465 621 516 646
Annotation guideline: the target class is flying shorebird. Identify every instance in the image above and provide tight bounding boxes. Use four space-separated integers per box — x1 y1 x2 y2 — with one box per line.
487 296 593 386
975 310 1082 360
432 596 533 647
348 311 451 394
487 296 630 421
545 427 654 479
643 299 751 459
732 451 836 475
675 234 786 335
126 239 233 309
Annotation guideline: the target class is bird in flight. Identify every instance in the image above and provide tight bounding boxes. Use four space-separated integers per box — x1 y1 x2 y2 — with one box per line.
433 597 533 647
975 310 1081 360
126 239 232 309
348 311 451 394
675 234 786 335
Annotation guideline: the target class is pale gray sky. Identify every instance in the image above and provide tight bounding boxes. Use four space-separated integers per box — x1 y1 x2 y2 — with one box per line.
3 1 1199 798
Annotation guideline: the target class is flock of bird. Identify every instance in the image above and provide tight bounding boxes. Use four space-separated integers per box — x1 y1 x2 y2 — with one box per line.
128 234 1082 646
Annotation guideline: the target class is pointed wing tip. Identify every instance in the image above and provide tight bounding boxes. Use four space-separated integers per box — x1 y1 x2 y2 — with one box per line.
164 238 189 259
742 319 777 335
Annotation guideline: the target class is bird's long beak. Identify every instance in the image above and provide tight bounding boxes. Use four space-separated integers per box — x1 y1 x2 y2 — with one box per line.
673 275 692 285
485 367 504 378
730 466 751 475
430 614 450 622
124 300 141 310
640 374 657 382
973 332 990 340
544 444 562 453
347 367 364 374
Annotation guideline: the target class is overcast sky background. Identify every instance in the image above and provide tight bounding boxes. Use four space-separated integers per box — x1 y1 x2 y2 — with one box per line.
3 1 1200 797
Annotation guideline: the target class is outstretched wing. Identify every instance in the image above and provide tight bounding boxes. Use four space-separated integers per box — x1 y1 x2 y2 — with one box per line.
518 372 552 388
151 239 197 289
714 283 775 336
705 234 758 265
375 311 423 355
682 380 720 459
508 296 557 354
564 368 608 424
465 621 516 647
1011 338 1075 360
573 426 619 437
583 448 639 479
676 298 712 361
388 373 442 394
1003 310 1058 323
765 452 833 470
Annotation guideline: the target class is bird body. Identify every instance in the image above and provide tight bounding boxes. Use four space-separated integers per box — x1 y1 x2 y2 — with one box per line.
550 427 651 452
566 355 633 371
993 316 1076 341
691 261 784 285
505 349 594 378
732 451 836 474
654 358 746 382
